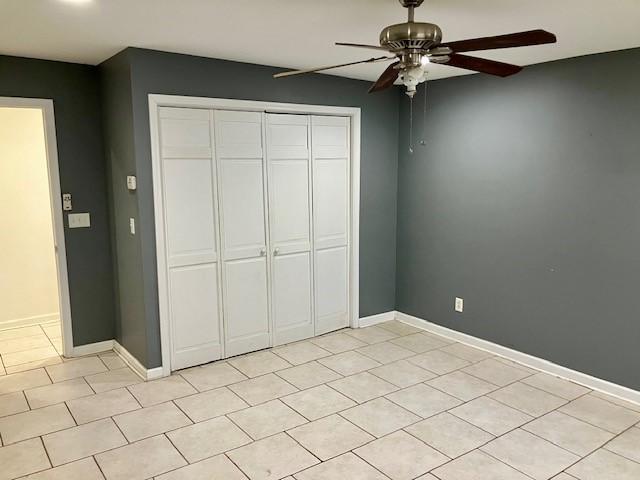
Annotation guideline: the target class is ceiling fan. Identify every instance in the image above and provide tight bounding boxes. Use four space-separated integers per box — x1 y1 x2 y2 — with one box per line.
273 0 557 97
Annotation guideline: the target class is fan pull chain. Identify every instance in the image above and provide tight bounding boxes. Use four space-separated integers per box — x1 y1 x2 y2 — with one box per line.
408 96 414 154
420 81 427 146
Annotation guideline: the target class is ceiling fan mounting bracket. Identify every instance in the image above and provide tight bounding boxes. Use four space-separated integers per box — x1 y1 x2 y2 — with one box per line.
399 0 425 8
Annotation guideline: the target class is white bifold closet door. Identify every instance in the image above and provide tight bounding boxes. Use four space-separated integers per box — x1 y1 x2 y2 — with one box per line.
214 111 270 357
158 107 223 370
312 116 350 335
266 114 314 346
158 107 350 370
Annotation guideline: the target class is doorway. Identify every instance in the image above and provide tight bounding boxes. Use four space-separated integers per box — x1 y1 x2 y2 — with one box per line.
0 98 72 374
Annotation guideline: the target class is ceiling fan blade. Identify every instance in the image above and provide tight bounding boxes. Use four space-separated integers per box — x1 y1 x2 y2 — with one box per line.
445 54 522 77
368 61 401 93
273 56 393 79
336 42 387 51
441 29 557 53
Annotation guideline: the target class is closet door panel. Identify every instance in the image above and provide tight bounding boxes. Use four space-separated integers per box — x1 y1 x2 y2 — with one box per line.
268 122 308 159
160 107 212 159
215 110 270 355
215 110 263 158
219 159 267 260
163 158 217 266
159 107 223 370
269 159 310 252
312 116 350 334
272 252 312 336
313 157 348 250
223 258 270 356
312 118 348 159
315 246 348 334
169 264 221 369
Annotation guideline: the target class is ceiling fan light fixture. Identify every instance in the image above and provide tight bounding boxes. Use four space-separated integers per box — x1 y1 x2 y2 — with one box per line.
400 66 427 98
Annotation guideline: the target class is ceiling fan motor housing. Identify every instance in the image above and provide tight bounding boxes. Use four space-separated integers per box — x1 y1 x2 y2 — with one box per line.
380 22 442 66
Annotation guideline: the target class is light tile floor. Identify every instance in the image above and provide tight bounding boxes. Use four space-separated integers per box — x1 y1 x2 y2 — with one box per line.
0 320 638 479
0 321 64 376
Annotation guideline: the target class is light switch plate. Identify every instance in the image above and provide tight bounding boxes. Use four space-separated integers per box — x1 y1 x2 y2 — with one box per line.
129 217 136 235
127 175 137 191
68 213 90 228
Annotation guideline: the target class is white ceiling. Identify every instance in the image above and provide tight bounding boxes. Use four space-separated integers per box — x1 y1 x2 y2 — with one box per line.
1 0 640 81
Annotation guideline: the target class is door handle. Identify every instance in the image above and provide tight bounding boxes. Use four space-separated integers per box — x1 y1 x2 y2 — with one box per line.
273 247 280 256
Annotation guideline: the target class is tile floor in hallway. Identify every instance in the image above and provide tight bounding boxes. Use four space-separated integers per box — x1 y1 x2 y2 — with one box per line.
0 322 63 376
0 320 639 480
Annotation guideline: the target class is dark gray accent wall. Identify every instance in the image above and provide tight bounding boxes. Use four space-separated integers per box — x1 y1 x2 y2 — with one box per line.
396 48 640 390
101 48 400 367
0 55 115 345
99 51 150 364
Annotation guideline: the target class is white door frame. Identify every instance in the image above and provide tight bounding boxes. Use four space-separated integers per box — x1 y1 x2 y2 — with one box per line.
149 94 361 376
0 97 73 356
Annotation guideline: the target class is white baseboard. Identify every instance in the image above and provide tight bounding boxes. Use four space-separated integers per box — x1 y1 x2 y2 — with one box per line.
0 313 60 331
359 311 396 328
113 341 164 381
69 340 114 357
395 311 640 406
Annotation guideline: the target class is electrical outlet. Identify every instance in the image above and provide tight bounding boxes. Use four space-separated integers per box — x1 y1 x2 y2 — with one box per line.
455 297 464 313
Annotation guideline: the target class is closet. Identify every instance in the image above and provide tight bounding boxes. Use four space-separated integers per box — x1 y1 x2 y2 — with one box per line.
157 106 351 370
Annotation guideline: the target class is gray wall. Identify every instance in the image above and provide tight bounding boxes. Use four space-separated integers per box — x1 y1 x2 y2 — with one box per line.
99 51 150 363
0 55 115 345
396 48 640 390
101 48 400 367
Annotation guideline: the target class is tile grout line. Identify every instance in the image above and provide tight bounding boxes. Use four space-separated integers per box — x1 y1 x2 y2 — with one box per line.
222 450 254 480
30 436 54 476
170 396 201 424
598 422 640 466
162 431 191 469
91 453 109 480
38 434 56 472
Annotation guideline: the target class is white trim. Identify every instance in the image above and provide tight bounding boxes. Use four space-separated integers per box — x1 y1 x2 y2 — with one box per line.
359 311 396 328
0 97 73 357
0 313 60 331
349 110 361 330
69 340 114 358
113 341 164 381
395 311 640 406
148 94 361 376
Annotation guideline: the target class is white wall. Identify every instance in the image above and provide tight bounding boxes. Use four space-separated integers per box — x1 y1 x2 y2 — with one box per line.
0 107 59 327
